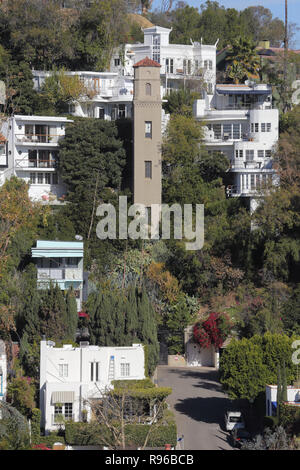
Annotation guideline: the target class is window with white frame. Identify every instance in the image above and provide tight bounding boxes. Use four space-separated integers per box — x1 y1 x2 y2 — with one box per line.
54 403 73 422
29 172 58 185
64 403 73 419
204 60 213 70
165 58 174 74
54 404 63 417
246 150 254 161
90 362 100 382
120 363 130 377
59 364 68 378
258 150 264 158
265 150 272 158
232 123 241 139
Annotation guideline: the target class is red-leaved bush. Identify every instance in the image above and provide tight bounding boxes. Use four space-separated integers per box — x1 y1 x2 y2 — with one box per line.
193 312 231 349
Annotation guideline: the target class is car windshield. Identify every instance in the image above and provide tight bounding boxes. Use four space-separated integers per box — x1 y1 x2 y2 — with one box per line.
236 430 251 438
229 416 242 422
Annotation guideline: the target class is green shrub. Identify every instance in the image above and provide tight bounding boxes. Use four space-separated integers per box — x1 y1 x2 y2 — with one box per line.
65 422 112 446
263 415 278 430
112 378 155 390
65 420 177 448
31 408 41 444
279 403 300 435
125 423 177 448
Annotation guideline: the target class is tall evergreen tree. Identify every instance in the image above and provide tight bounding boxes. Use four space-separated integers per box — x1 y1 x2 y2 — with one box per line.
277 364 283 421
65 288 78 341
38 284 68 341
88 286 159 376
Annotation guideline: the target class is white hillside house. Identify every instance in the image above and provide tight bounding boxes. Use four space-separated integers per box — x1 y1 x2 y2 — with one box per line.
0 115 73 203
110 26 217 96
33 70 134 122
193 82 279 211
32 26 216 127
39 340 145 433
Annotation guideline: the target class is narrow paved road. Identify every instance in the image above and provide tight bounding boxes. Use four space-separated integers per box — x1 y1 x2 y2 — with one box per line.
157 366 234 450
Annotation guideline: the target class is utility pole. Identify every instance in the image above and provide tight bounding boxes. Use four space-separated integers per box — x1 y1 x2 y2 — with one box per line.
283 0 289 112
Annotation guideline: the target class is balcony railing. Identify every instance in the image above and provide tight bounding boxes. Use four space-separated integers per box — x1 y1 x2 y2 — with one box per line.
15 159 57 169
37 267 82 281
231 161 264 170
16 134 62 144
38 268 64 280
216 103 272 111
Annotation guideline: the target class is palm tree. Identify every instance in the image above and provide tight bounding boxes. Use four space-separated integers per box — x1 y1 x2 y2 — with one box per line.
225 37 260 84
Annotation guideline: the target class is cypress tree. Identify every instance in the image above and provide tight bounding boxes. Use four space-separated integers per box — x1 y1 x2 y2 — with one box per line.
277 364 283 421
65 287 78 341
87 287 159 376
124 285 139 343
282 361 288 403
38 283 68 341
137 288 159 376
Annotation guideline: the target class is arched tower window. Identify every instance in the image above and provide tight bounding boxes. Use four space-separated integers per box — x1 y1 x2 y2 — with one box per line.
146 83 151 96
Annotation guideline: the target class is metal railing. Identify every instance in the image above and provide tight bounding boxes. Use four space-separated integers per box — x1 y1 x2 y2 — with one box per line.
16 134 61 144
216 104 272 111
15 159 57 169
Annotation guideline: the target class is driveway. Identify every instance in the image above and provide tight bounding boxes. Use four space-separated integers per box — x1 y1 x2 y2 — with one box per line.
157 366 234 450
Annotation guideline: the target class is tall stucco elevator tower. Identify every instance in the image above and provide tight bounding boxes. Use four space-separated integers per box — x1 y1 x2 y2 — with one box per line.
133 57 162 208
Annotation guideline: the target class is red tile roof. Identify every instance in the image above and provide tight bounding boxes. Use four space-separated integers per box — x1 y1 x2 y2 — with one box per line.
133 57 161 68
0 133 6 143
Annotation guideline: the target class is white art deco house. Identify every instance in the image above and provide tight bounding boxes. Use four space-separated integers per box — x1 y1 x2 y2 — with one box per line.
110 25 217 96
32 26 217 127
39 340 145 433
193 82 279 211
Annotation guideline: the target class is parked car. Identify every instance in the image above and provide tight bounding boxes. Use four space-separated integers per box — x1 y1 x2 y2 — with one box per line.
224 411 245 432
230 428 252 448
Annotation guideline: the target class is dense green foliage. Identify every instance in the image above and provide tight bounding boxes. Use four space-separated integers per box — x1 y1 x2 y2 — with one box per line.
64 420 177 447
149 2 285 49
219 333 299 401
58 118 126 238
88 286 159 376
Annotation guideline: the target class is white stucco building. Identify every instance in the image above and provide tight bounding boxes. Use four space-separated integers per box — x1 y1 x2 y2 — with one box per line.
193 82 279 211
32 26 216 127
0 340 7 402
110 25 217 96
0 114 73 203
31 240 84 311
39 340 145 433
266 384 300 417
33 70 134 122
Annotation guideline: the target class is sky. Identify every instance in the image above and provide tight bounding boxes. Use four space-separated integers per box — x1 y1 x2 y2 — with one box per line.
152 0 300 48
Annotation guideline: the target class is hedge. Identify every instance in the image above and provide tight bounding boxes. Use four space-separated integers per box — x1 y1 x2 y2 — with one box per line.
279 403 300 435
112 379 155 390
65 421 177 448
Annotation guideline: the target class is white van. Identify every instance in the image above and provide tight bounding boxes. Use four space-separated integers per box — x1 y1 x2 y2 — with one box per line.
224 411 245 432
